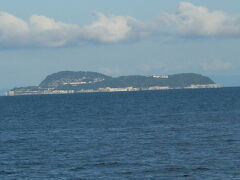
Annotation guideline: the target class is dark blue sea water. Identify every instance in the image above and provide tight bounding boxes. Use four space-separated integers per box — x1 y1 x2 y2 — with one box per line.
1 88 240 179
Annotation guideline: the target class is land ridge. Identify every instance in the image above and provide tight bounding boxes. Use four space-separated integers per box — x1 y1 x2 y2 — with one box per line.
5 71 220 96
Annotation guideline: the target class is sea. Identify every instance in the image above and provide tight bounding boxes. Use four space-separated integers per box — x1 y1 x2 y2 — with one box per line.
0 87 240 180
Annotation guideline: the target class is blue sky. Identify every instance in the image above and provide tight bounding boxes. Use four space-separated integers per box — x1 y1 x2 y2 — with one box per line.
1 0 240 89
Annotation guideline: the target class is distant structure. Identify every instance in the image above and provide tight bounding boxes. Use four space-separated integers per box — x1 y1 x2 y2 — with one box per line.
4 91 15 96
152 75 169 79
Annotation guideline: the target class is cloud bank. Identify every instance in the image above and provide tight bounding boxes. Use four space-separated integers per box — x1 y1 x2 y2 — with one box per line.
0 12 138 47
1 2 240 48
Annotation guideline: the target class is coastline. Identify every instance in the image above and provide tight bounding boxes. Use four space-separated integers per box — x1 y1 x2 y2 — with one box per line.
4 84 221 96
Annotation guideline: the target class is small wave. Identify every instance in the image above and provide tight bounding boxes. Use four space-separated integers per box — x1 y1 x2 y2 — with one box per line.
69 167 86 171
94 161 124 167
192 167 210 172
0 170 15 175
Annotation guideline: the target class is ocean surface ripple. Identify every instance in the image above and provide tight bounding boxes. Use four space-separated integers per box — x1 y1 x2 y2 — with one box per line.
0 88 240 179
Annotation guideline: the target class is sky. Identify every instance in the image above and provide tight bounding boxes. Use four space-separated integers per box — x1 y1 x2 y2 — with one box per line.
1 0 240 89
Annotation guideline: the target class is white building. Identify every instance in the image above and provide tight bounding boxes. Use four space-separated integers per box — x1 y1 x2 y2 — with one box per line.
152 75 169 79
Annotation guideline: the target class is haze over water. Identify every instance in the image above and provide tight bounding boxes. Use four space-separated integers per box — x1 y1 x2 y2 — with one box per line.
1 88 240 179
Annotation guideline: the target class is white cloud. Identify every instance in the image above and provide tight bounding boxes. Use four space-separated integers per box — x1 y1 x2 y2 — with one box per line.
0 12 138 47
1 2 240 48
29 15 82 47
0 12 30 47
83 13 138 43
157 2 240 37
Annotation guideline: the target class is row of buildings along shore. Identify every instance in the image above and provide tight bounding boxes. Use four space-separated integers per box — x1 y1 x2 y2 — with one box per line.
4 84 221 96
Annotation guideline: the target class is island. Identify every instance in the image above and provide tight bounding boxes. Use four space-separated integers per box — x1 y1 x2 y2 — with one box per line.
5 71 221 96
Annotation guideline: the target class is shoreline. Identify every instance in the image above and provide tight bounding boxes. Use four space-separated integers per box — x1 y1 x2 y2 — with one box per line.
4 84 221 97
